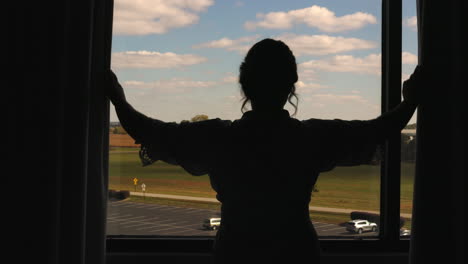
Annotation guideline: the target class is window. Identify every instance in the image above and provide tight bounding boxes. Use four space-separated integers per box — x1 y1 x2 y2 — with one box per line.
107 0 413 256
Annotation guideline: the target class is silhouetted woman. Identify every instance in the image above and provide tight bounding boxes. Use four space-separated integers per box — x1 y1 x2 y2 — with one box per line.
104 39 421 264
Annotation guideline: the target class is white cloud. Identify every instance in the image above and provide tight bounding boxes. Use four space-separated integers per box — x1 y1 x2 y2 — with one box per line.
113 0 214 35
245 5 377 32
300 51 417 75
309 93 370 104
295 81 328 92
402 51 418 65
193 35 260 53
195 34 376 56
121 73 244 93
112 51 207 69
278 34 376 56
122 78 216 93
404 16 418 31
301 54 381 75
222 74 238 83
298 68 319 82
301 93 380 117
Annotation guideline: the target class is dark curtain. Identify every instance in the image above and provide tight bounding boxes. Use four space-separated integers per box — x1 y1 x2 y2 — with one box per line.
410 1 466 264
9 0 113 263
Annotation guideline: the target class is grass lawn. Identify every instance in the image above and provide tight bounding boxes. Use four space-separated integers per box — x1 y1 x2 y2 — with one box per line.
109 147 140 152
109 150 415 216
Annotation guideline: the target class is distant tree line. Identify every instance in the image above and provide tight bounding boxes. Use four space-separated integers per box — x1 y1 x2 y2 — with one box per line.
180 114 209 123
111 126 128 134
109 121 121 128
110 114 210 134
401 122 417 162
405 123 417 129
369 134 417 164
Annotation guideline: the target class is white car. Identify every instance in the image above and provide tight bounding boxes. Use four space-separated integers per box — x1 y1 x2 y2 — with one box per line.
203 218 221 230
400 228 411 237
346 220 378 234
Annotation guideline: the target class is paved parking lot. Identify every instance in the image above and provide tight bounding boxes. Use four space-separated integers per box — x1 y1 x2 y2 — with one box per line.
107 200 377 238
107 199 220 236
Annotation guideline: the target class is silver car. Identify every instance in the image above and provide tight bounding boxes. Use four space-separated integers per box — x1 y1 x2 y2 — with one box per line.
400 228 411 237
346 220 378 234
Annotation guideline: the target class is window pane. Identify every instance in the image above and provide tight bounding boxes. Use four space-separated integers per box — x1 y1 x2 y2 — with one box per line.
400 0 418 238
107 0 382 238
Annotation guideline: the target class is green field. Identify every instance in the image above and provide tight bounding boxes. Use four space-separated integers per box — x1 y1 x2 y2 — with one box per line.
109 148 415 216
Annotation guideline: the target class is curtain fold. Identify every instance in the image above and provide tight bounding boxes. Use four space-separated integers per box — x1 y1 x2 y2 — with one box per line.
9 1 112 264
410 1 465 264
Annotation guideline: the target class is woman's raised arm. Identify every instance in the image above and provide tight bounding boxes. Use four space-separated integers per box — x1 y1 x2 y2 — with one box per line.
101 69 164 145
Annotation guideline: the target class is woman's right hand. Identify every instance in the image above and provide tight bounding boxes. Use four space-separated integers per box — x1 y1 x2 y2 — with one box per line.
402 65 423 106
101 69 127 106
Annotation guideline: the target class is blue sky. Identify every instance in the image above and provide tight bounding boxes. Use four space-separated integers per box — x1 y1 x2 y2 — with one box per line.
110 0 418 123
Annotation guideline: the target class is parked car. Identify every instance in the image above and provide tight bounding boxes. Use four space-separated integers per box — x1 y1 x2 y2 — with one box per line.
203 218 221 230
345 220 378 234
400 228 411 237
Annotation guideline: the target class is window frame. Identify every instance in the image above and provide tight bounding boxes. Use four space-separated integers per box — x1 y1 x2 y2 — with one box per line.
105 0 410 257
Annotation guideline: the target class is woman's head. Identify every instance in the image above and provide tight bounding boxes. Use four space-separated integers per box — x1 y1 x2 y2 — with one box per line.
239 38 299 115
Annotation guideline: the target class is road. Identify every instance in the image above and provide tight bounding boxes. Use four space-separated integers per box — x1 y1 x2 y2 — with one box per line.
107 200 379 237
130 192 412 219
